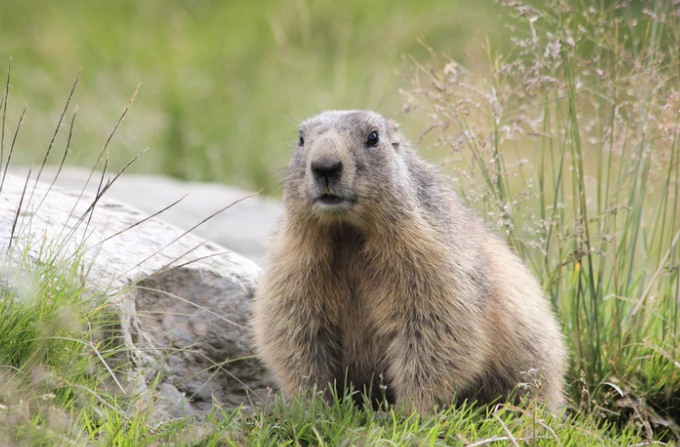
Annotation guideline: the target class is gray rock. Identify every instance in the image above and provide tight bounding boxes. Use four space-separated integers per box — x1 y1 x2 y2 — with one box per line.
9 166 283 264
0 173 275 418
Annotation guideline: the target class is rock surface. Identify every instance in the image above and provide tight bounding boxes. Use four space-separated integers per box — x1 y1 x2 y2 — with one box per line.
0 173 275 417
10 166 283 264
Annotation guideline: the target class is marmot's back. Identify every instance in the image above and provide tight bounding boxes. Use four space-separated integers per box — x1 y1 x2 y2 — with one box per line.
253 110 566 414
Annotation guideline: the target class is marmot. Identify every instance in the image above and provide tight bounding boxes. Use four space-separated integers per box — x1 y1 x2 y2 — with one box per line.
253 110 566 414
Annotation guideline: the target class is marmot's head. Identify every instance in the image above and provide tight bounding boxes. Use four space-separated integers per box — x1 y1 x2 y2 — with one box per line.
284 110 406 222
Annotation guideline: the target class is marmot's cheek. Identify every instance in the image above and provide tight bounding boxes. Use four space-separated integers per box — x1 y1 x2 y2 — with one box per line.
349 175 366 195
340 170 356 193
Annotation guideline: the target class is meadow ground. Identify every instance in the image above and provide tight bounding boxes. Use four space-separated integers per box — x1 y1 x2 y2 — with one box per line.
1 0 680 445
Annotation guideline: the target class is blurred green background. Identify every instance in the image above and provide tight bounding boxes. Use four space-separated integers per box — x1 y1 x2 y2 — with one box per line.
0 0 505 193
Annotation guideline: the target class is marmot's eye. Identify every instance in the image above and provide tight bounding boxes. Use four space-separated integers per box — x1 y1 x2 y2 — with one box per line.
298 133 304 146
366 130 379 147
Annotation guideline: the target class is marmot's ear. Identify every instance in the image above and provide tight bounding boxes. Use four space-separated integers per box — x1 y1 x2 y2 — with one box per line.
387 119 401 150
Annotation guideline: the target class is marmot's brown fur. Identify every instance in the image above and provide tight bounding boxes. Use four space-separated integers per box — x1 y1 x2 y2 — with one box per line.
253 110 566 414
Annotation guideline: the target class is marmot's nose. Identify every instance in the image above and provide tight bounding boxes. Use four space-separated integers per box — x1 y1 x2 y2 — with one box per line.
311 157 343 181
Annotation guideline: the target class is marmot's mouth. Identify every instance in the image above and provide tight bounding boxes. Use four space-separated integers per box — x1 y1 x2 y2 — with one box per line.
316 185 346 205
311 184 355 212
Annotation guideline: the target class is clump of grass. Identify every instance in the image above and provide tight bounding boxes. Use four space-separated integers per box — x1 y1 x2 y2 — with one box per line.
403 0 680 439
0 63 146 445
0 258 116 445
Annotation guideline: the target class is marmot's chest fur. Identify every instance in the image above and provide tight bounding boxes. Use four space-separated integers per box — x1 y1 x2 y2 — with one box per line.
253 110 567 414
329 226 392 399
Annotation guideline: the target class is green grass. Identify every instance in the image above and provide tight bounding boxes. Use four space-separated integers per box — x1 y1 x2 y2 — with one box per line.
2 0 680 445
